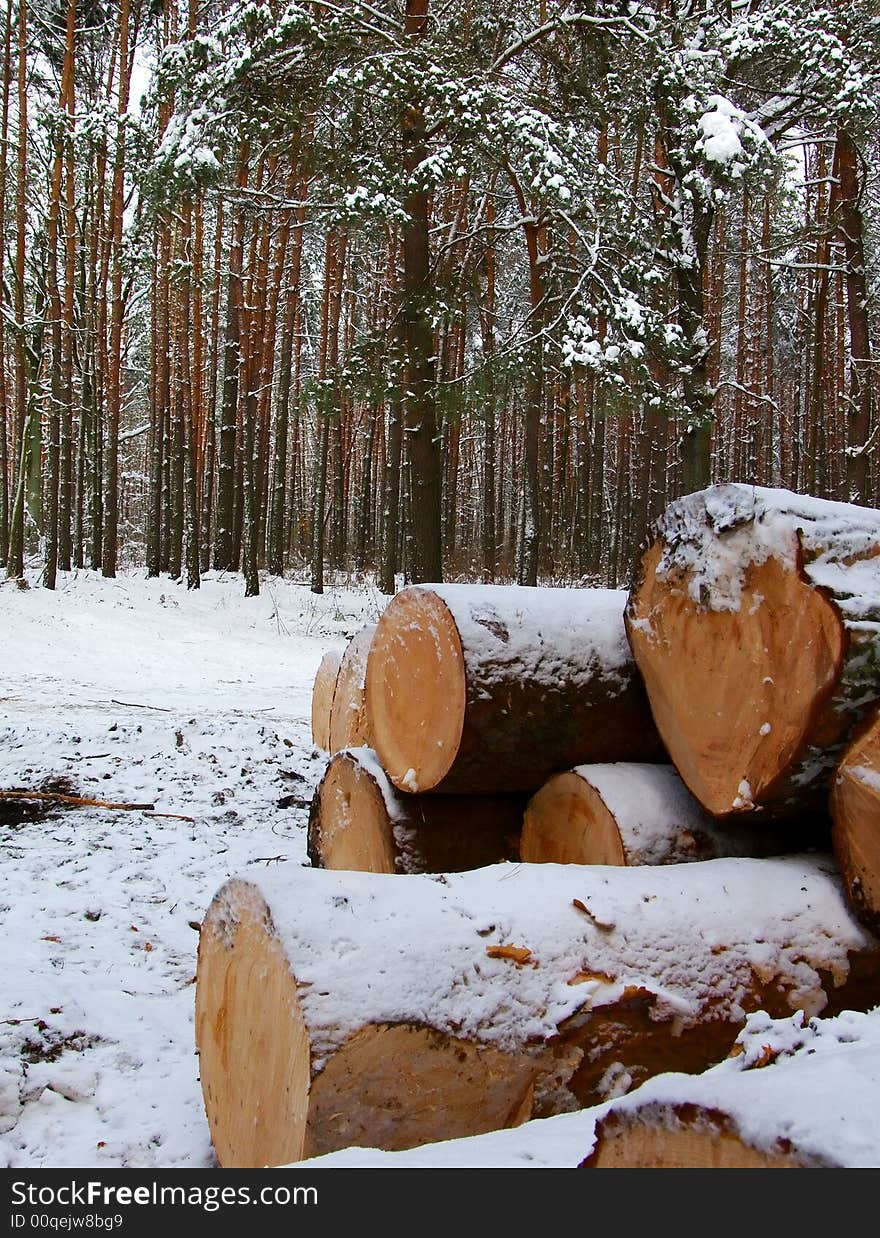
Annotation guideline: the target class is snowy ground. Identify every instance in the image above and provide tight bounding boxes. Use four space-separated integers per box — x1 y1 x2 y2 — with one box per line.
3 568 879 1171
0 569 381 1168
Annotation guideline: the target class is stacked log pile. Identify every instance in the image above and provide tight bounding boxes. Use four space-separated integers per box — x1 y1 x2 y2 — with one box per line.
308 586 668 873
364 584 663 795
199 484 880 1167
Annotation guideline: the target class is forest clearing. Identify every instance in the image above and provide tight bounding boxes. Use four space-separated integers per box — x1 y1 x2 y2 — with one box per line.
4 487 880 1169
1 0 880 1175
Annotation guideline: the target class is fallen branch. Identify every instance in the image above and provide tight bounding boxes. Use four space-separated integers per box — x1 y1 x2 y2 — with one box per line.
110 698 172 712
0 789 195 822
1 789 155 810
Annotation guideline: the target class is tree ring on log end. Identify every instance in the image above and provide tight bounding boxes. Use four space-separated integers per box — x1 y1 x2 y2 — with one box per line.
522 772 626 866
328 627 375 754
831 715 880 933
311 648 342 751
195 881 310 1168
314 751 397 873
365 588 466 793
583 1105 803 1168
627 541 845 817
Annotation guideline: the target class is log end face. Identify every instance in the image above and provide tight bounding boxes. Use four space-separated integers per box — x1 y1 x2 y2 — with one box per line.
196 880 311 1167
584 1104 804 1169
628 539 845 817
328 627 376 754
832 718 880 932
365 588 466 793
311 751 398 873
521 771 626 866
311 648 343 752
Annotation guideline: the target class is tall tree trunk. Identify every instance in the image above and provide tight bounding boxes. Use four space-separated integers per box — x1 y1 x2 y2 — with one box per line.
200 196 224 572
480 196 497 582
400 0 442 583
213 147 248 571
0 0 13 565
310 229 345 594
101 0 132 578
835 130 874 504
58 0 76 574
45 40 73 592
516 206 544 587
805 145 834 497
677 193 715 494
7 0 28 579
269 195 307 576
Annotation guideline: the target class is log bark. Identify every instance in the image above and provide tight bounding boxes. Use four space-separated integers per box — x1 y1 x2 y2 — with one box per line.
328 626 376 754
521 764 819 867
310 648 343 752
195 856 880 1167
307 747 523 873
365 585 663 795
584 1006 880 1169
831 711 880 932
626 484 880 819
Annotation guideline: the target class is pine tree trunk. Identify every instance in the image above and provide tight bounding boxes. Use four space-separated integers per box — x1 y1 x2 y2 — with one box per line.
400 0 442 583
213 150 248 571
101 0 132 579
6 0 28 580
58 0 76 574
835 130 874 504
268 189 306 576
0 0 13 564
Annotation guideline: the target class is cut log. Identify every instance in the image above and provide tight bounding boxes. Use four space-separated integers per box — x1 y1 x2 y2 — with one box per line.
327 626 375 754
626 484 880 819
831 711 880 932
584 1006 880 1168
365 584 663 795
310 648 343 751
586 1104 803 1168
521 763 823 866
195 856 880 1167
307 747 523 873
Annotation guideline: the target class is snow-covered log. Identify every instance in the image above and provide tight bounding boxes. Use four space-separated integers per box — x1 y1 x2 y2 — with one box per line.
520 763 809 866
195 857 880 1167
626 485 880 819
310 648 343 752
831 712 880 931
327 626 375 754
584 1007 880 1168
365 585 663 795
307 747 523 873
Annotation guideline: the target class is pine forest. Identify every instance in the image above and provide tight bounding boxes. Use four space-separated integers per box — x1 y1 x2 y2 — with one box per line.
0 0 878 595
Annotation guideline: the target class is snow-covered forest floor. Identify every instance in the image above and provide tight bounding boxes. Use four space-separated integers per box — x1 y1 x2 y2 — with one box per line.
0 569 381 1167
2 570 879 1170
